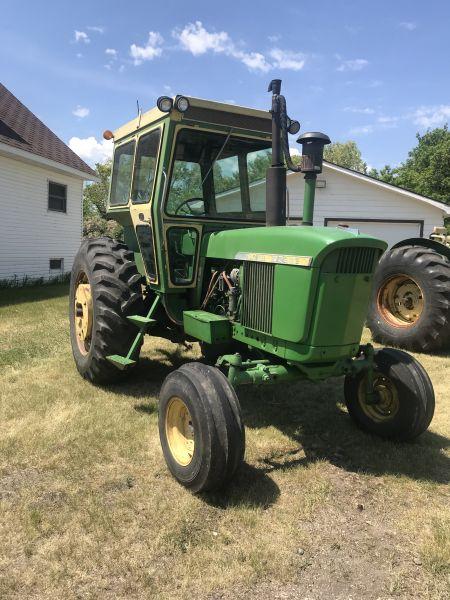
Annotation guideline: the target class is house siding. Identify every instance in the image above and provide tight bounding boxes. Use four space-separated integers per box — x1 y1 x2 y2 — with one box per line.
0 153 83 280
287 166 445 238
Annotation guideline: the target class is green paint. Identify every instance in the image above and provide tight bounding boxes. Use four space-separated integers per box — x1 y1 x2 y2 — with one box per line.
183 310 231 344
302 174 316 226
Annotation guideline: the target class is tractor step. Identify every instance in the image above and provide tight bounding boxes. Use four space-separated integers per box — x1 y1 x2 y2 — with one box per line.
127 315 157 327
106 354 136 370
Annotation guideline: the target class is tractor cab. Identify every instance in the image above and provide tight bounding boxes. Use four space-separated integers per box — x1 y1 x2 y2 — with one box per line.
106 96 274 298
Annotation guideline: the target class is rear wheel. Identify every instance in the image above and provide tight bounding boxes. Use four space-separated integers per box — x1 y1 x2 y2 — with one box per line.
70 237 145 384
159 363 245 492
367 245 450 352
344 348 434 441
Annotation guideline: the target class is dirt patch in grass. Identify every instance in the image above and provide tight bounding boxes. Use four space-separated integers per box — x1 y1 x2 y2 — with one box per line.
0 285 449 599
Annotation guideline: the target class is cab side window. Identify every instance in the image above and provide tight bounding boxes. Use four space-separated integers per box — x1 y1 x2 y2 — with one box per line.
167 227 198 285
131 129 161 204
110 141 135 206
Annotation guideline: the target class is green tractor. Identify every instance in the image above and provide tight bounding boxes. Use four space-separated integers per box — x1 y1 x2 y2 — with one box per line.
70 80 435 492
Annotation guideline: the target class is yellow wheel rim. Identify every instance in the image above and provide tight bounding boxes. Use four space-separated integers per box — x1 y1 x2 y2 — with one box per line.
358 373 400 423
377 274 424 327
165 397 195 466
74 272 93 356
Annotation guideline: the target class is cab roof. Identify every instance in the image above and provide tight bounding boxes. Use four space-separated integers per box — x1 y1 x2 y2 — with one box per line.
113 96 272 142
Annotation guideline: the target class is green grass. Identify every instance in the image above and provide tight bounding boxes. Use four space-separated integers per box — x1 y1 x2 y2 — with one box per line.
0 284 449 599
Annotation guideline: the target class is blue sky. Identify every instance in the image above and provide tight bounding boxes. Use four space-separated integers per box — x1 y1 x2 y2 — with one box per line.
1 0 449 169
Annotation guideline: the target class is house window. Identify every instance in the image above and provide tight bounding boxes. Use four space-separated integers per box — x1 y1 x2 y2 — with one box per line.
48 181 67 212
49 258 63 271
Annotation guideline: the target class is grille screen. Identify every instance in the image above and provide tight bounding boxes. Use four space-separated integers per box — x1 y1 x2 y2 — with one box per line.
335 247 377 274
240 261 274 334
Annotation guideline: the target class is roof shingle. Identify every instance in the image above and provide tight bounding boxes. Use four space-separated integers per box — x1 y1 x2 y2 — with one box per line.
0 83 96 178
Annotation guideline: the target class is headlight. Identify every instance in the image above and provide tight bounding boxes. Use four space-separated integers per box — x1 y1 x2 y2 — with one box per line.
157 96 173 113
175 95 190 112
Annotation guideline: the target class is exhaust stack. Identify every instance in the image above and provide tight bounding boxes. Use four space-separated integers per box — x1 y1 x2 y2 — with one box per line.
266 79 286 227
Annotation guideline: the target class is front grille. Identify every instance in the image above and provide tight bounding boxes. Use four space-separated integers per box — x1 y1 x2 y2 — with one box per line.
335 247 378 274
240 261 274 334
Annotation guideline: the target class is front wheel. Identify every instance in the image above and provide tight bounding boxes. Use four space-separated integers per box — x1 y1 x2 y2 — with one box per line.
344 348 435 441
158 363 245 492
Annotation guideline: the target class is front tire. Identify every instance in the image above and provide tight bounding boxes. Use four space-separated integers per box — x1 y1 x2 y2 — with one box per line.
344 348 435 441
159 363 245 492
367 245 450 352
70 237 145 384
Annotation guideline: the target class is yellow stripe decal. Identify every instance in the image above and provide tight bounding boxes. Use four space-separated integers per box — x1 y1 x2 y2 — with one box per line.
235 252 313 267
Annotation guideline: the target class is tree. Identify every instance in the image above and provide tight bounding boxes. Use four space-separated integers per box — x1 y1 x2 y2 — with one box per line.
324 140 367 173
83 160 122 239
367 164 399 184
394 125 450 203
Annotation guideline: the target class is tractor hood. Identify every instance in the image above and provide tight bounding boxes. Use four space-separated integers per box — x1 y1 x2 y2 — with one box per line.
205 226 387 268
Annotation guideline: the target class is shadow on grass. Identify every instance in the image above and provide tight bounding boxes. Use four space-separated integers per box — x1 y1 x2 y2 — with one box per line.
107 347 450 492
0 283 69 307
202 463 280 509
238 379 450 485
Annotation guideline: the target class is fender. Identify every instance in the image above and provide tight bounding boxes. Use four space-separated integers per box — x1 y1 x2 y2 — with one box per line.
391 237 450 261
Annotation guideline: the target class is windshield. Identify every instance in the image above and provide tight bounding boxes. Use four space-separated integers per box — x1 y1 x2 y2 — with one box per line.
165 128 271 220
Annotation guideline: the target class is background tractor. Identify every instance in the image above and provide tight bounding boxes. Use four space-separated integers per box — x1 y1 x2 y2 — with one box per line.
70 80 435 493
368 226 450 353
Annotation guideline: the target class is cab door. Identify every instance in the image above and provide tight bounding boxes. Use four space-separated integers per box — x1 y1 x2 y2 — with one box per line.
129 126 163 284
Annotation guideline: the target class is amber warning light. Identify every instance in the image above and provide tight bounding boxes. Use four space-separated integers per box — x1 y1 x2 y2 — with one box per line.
103 130 114 140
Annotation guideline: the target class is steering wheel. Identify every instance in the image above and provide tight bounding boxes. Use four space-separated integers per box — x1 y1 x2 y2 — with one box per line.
174 198 204 216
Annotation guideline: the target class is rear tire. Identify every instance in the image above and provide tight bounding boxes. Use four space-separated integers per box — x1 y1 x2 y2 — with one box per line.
70 237 145 384
159 363 245 492
344 348 435 441
367 245 450 352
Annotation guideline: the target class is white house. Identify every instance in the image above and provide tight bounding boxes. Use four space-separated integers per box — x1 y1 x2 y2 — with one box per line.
286 162 450 246
0 83 96 282
218 161 450 246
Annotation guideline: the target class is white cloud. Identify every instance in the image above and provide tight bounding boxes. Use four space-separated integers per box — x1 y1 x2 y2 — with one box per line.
378 115 398 124
368 79 383 88
349 125 374 135
130 31 163 65
337 58 369 72
173 21 269 71
268 35 280 43
76 53 83 59
72 105 90 118
173 21 302 73
237 51 271 72
400 22 417 31
87 25 105 34
269 48 305 71
412 105 450 128
175 21 229 55
344 106 375 114
69 136 113 165
105 48 118 58
74 30 90 44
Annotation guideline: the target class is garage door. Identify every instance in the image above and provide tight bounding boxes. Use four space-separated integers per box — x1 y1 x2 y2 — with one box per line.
325 220 422 248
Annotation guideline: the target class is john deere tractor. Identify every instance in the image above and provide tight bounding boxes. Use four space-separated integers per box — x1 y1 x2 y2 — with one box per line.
70 80 435 492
